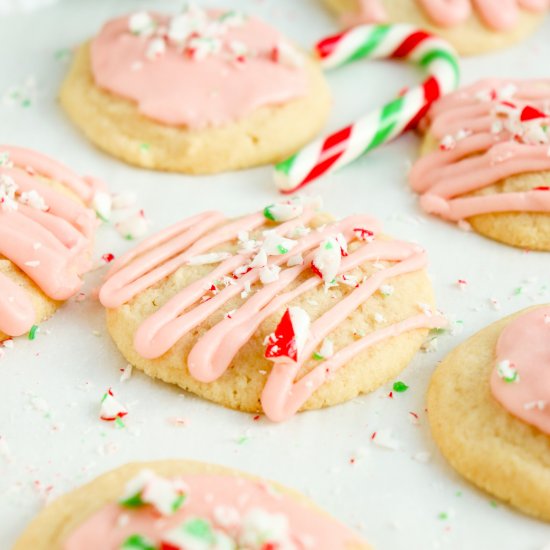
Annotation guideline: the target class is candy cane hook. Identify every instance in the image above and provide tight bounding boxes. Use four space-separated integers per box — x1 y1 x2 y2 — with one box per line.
274 24 460 194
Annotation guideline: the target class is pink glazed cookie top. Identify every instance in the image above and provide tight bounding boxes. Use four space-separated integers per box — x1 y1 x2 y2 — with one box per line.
90 7 308 128
409 79 550 222
99 199 445 422
63 470 363 549
491 306 550 435
0 146 99 338
343 0 549 30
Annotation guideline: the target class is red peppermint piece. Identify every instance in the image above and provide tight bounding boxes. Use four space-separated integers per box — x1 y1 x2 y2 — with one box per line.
500 100 517 109
520 105 546 122
534 186 550 191
265 307 310 363
310 261 323 279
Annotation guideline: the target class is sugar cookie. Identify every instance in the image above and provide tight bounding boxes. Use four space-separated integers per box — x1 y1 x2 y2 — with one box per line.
14 459 370 549
0 145 101 340
99 198 444 422
60 7 331 174
410 79 550 251
428 305 550 521
321 0 548 55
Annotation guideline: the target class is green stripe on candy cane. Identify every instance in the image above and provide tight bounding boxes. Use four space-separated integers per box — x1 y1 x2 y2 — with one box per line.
273 24 460 194
345 24 392 64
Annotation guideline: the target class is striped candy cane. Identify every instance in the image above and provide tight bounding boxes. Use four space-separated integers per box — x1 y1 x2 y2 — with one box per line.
274 24 460 193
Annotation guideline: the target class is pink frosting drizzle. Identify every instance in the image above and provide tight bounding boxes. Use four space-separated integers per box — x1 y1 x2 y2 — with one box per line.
0 145 98 337
409 79 550 222
99 208 445 422
63 474 361 549
350 0 548 30
491 306 550 435
90 11 308 128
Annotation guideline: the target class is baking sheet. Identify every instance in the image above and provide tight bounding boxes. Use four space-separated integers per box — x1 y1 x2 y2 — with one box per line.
1 1 550 548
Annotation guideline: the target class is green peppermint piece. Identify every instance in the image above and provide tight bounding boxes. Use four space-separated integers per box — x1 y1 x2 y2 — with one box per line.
172 493 186 513
28 325 39 340
496 359 520 384
120 492 144 509
263 205 276 221
277 244 288 254
313 352 323 361
392 381 409 393
184 518 215 542
120 534 156 550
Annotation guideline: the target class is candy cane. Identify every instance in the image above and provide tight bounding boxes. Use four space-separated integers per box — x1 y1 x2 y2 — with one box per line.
274 24 460 193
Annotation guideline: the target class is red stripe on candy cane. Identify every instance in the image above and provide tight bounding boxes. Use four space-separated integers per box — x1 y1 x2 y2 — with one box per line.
391 30 431 58
316 32 346 59
404 76 441 132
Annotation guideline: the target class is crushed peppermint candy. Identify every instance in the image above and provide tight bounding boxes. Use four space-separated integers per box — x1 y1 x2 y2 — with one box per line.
120 470 187 516
353 227 374 242
99 388 128 422
116 210 150 240
379 284 394 297
287 253 303 267
249 249 268 268
19 189 48 211
263 199 304 222
496 359 520 383
265 306 310 363
0 174 20 211
311 237 342 286
239 509 293 548
371 429 401 450
261 231 297 256
91 190 112 222
439 129 471 151
188 252 231 266
161 517 234 549
146 37 166 60
524 400 547 411
259 264 281 285
313 338 334 360
128 11 156 37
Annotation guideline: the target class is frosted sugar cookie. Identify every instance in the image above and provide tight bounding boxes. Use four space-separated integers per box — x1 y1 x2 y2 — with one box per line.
428 305 550 521
60 6 331 174
99 198 445 422
0 145 101 341
321 0 548 55
410 79 550 251
14 460 370 549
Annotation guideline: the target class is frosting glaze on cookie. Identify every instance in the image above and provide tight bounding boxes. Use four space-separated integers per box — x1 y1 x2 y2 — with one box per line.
491 306 550 436
409 79 550 222
345 0 548 30
90 7 308 128
64 471 362 549
0 146 99 337
99 201 444 421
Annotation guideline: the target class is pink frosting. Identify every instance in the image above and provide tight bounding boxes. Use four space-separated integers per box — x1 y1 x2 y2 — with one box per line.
63 474 361 549
349 0 548 30
409 79 550 222
90 10 308 128
0 145 98 337
99 207 445 422
491 306 550 435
